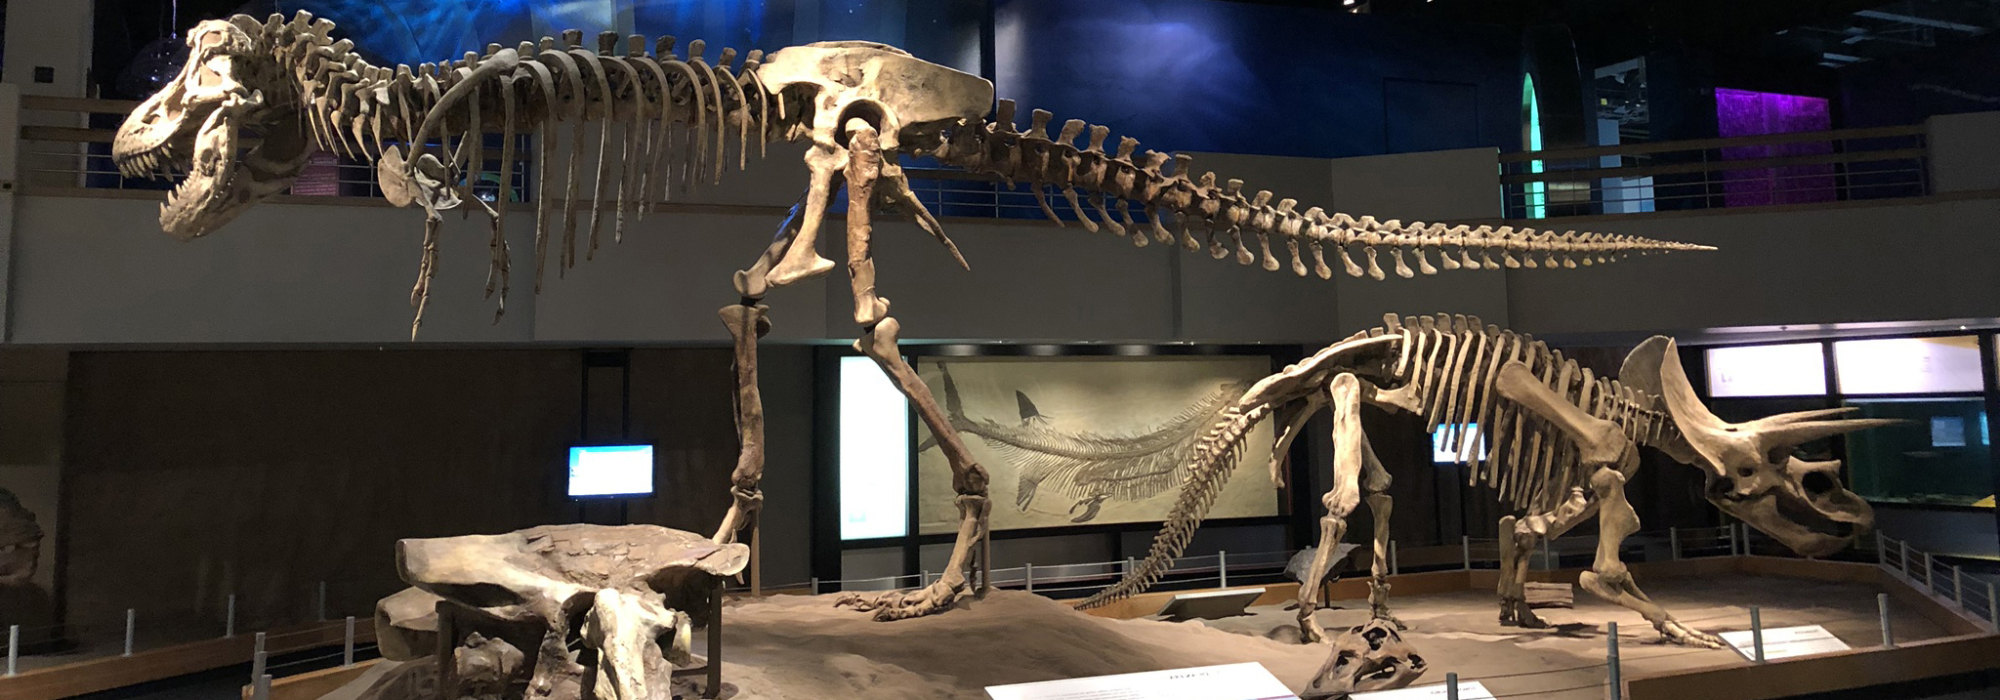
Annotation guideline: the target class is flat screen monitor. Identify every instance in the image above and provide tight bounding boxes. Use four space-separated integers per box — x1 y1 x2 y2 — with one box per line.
567 445 654 498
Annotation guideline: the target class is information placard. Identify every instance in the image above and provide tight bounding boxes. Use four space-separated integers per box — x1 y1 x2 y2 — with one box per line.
1718 624 1851 661
1354 680 1496 700
985 662 1298 700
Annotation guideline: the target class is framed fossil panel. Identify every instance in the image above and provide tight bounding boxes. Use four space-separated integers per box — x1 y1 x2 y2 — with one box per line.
914 355 1280 534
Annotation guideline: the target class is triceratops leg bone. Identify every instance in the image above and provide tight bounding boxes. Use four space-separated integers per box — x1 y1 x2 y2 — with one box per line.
831 122 990 619
1578 467 1726 649
764 137 845 288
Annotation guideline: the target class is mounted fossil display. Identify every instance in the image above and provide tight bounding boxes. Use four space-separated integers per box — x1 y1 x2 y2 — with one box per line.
1085 314 1890 656
117 14 1708 621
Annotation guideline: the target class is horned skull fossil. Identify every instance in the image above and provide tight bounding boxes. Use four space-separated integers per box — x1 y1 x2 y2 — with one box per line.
1302 620 1427 699
1623 337 1888 558
112 18 311 240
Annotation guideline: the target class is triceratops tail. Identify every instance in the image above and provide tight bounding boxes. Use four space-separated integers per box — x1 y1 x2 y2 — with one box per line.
1075 404 1270 610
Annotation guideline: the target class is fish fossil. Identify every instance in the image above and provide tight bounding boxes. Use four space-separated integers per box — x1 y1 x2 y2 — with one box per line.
929 364 1250 523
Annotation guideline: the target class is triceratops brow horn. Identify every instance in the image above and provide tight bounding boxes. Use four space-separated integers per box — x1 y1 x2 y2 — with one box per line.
1753 416 1904 451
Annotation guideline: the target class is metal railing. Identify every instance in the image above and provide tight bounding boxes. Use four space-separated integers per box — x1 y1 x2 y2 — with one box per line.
1499 125 1930 219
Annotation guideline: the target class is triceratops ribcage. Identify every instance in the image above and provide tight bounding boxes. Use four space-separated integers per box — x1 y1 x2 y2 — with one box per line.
1082 313 1891 657
115 13 1713 623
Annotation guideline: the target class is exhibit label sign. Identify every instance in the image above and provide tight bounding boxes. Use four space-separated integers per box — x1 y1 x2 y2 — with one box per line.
1719 624 1851 661
985 662 1298 700
1354 680 1496 699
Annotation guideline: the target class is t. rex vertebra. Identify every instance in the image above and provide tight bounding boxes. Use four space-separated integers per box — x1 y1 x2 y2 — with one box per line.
114 14 1710 621
1081 313 1888 650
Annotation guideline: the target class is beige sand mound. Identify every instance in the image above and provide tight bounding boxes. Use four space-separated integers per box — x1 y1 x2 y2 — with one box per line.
713 590 1330 699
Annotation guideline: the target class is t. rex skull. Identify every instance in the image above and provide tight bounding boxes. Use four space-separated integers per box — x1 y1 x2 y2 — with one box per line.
1622 337 1893 558
113 18 310 240
1303 619 1427 698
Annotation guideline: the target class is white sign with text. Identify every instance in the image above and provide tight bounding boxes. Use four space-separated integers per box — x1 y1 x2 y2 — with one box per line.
1354 680 1496 700
1719 624 1851 661
985 662 1298 700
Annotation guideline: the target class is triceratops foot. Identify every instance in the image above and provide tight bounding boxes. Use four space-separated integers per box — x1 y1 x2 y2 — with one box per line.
833 575 972 621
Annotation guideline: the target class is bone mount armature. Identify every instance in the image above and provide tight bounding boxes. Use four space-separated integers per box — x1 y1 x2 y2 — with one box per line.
115 14 1711 329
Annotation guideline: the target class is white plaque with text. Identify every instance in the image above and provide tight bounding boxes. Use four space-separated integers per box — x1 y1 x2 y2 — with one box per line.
1354 680 1495 700
1719 624 1851 661
985 662 1299 700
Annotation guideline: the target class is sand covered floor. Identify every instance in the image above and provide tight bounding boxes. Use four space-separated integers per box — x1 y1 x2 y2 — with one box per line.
321 572 1950 700
700 573 1945 700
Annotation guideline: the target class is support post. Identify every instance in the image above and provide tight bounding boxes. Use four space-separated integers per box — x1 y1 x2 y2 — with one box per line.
1729 524 1740 556
1900 540 1911 578
1542 538 1553 570
1125 557 1135 576
253 674 272 700
1923 552 1934 593
1024 563 1035 593
1218 551 1229 588
1989 581 1998 631
343 616 356 667
1607 620 1622 700
1669 527 1680 560
1878 593 1894 647
1953 566 1963 607
1390 540 1400 576
226 594 237 638
1461 535 1471 570
7 624 17 677
1874 531 1886 567
1750 606 1765 663
920 570 929 588
124 609 136 656
705 579 723 699
251 632 267 684
1446 672 1459 700
809 577 819 595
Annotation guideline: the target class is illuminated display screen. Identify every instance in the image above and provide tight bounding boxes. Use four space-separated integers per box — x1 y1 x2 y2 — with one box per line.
1705 343 1827 397
567 445 654 498
839 356 910 540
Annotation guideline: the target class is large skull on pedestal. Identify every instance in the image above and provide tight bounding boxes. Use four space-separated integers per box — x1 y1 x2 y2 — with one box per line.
1302 619 1427 698
376 524 746 700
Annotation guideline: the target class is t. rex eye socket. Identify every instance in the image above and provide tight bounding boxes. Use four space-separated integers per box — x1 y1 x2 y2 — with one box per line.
1800 471 1836 495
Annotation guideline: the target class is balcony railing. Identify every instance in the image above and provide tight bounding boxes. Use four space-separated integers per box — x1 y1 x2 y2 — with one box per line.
1501 125 1931 219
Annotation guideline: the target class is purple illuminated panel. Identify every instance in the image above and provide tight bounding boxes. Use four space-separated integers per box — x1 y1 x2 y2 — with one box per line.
1716 88 1834 207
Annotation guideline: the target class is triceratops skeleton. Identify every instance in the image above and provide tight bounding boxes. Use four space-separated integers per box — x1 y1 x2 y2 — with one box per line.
116 14 1711 622
1082 313 1889 652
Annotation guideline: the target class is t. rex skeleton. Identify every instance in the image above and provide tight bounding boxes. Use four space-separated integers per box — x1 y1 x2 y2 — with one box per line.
1080 313 1888 650
114 14 1711 621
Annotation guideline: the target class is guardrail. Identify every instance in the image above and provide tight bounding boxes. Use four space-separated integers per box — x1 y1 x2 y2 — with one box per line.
1499 125 1930 219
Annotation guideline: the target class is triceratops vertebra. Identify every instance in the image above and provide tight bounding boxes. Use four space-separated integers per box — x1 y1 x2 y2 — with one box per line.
118 14 1711 622
1084 313 1888 657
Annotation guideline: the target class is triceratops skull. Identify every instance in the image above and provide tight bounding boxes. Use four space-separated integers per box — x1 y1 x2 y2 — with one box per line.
1623 337 1893 558
1303 619 1427 698
113 18 310 240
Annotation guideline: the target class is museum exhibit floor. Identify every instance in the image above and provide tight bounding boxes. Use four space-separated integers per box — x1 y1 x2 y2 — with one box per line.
313 571 1952 700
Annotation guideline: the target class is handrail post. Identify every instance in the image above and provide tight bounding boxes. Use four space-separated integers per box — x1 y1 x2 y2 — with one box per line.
1445 672 1459 700
1923 552 1934 593
1669 527 1680 560
251 632 267 684
1953 566 1963 607
1218 551 1229 588
1461 535 1471 571
124 608 136 656
1390 540 1400 576
7 624 18 677
1987 581 1998 631
343 616 356 666
226 593 237 638
1874 531 1886 568
1607 621 1622 700
253 673 272 700
1024 563 1035 593
1878 593 1894 647
1750 606 1765 663
809 577 819 595
1900 540 1911 579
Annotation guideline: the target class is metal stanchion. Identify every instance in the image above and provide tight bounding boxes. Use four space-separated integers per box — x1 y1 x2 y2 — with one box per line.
124 609 136 656
1878 593 1894 647
919 570 930 588
1390 540 1400 576
226 594 237 638
1445 672 1459 700
1750 606 1765 663
1953 566 1964 607
251 632 268 685
7 624 18 676
1729 524 1740 556
1669 527 1680 560
1125 557 1135 576
1542 539 1554 570
1989 582 1999 631
343 616 356 666
1923 552 1934 593
1900 540 1911 578
1607 621 1622 700
253 673 272 700
1874 531 1886 567
809 577 819 595
1024 563 1035 593
1461 536 1471 570
1218 551 1229 588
